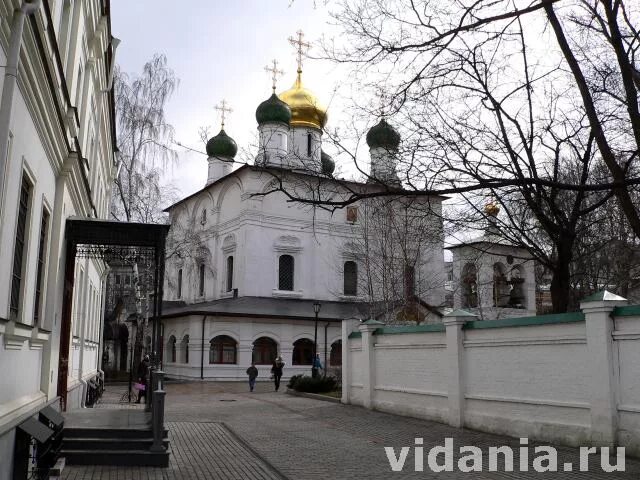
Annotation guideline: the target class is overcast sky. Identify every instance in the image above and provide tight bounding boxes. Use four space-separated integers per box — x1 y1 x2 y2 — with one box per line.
111 0 349 199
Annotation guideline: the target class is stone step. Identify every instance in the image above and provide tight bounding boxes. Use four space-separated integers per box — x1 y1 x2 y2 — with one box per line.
63 437 169 451
60 448 170 467
63 427 168 440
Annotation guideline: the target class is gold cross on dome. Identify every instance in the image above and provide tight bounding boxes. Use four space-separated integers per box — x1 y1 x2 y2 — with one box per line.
288 29 311 73
264 59 285 93
214 99 233 129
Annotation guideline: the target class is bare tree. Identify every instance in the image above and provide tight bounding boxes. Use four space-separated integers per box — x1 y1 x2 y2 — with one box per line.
111 54 179 223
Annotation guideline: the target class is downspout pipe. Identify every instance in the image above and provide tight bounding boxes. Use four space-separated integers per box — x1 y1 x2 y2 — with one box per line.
0 0 42 221
200 315 207 380
324 322 331 376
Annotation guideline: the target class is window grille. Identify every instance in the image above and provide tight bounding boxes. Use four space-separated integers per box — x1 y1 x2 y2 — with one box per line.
34 210 49 324
344 261 358 296
278 255 294 290
10 175 32 320
226 256 234 292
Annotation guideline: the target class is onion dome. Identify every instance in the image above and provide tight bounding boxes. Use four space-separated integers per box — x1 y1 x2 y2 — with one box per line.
484 200 500 217
366 119 401 150
321 150 335 175
256 93 292 125
278 73 327 130
206 129 238 158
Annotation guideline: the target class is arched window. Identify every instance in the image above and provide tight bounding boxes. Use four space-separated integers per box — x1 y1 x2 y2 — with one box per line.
330 340 342 367
177 268 183 299
278 255 294 291
226 256 234 292
344 261 358 296
253 337 278 365
167 336 176 363
292 338 314 365
493 263 510 307
508 265 526 308
210 335 237 364
181 335 189 364
307 133 312 157
461 263 478 308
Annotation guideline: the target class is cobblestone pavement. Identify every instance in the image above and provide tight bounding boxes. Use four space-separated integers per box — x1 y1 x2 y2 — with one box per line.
62 381 640 479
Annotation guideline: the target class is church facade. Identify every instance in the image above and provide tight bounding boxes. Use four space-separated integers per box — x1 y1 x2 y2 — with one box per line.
159 43 449 381
159 34 536 381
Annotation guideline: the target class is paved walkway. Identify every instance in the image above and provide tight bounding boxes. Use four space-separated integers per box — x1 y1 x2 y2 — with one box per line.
62 381 640 479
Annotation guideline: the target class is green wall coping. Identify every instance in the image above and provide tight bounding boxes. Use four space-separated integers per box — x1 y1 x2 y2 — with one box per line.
374 324 446 335
348 331 362 339
464 311 585 330
613 305 640 317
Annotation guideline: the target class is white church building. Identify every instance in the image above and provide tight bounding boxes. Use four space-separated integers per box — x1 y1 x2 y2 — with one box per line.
159 36 536 381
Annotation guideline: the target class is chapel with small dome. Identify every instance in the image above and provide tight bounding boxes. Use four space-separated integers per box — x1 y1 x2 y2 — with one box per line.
158 31 532 381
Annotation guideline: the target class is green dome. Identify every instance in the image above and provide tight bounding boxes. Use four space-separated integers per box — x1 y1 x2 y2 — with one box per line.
256 93 292 125
206 129 238 158
321 150 335 175
366 119 401 150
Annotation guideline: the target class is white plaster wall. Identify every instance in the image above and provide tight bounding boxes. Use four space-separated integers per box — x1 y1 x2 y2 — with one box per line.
162 315 341 381
348 338 363 405
615 315 640 454
463 323 591 445
372 332 448 422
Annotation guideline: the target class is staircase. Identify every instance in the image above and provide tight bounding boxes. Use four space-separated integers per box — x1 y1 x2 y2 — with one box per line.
60 412 170 467
61 425 169 467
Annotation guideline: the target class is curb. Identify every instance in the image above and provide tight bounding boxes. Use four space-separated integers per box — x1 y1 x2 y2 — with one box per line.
285 389 342 403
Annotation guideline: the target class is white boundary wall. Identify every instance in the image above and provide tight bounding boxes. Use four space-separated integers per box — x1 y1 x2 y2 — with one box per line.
342 295 640 456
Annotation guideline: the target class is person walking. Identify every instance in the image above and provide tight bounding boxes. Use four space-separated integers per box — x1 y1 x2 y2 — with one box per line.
312 353 323 378
135 355 150 404
246 362 258 392
271 356 285 391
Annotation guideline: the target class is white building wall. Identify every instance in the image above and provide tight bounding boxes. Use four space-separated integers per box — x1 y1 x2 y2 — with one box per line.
162 315 342 381
0 1 116 477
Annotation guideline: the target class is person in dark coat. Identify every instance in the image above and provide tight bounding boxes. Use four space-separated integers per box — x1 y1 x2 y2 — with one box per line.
246 362 258 392
135 355 150 403
271 356 285 392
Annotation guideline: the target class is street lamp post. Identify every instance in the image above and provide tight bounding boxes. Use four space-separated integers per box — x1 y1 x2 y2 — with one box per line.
312 301 321 378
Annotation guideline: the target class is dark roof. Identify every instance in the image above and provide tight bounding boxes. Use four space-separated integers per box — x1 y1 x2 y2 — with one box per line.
159 296 367 321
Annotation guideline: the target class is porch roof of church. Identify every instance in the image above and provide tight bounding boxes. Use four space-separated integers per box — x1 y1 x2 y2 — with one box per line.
159 296 367 321
162 164 447 213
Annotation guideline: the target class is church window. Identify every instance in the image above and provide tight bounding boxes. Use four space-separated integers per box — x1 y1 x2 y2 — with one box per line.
292 338 314 365
344 261 358 296
33 209 50 324
167 336 177 363
461 263 478 308
125 275 130 285
210 335 237 364
115 274 121 285
278 255 294 291
177 268 183 299
199 264 205 297
253 337 278 365
346 206 358 223
307 133 312 157
330 340 342 367
226 256 234 292
200 208 207 225
181 335 189 364
10 174 32 321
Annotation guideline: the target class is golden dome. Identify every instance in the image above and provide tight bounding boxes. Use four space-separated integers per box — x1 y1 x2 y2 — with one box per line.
278 72 327 130
484 201 500 217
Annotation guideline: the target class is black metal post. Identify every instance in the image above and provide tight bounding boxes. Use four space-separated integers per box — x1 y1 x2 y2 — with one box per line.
312 302 320 378
324 322 330 377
